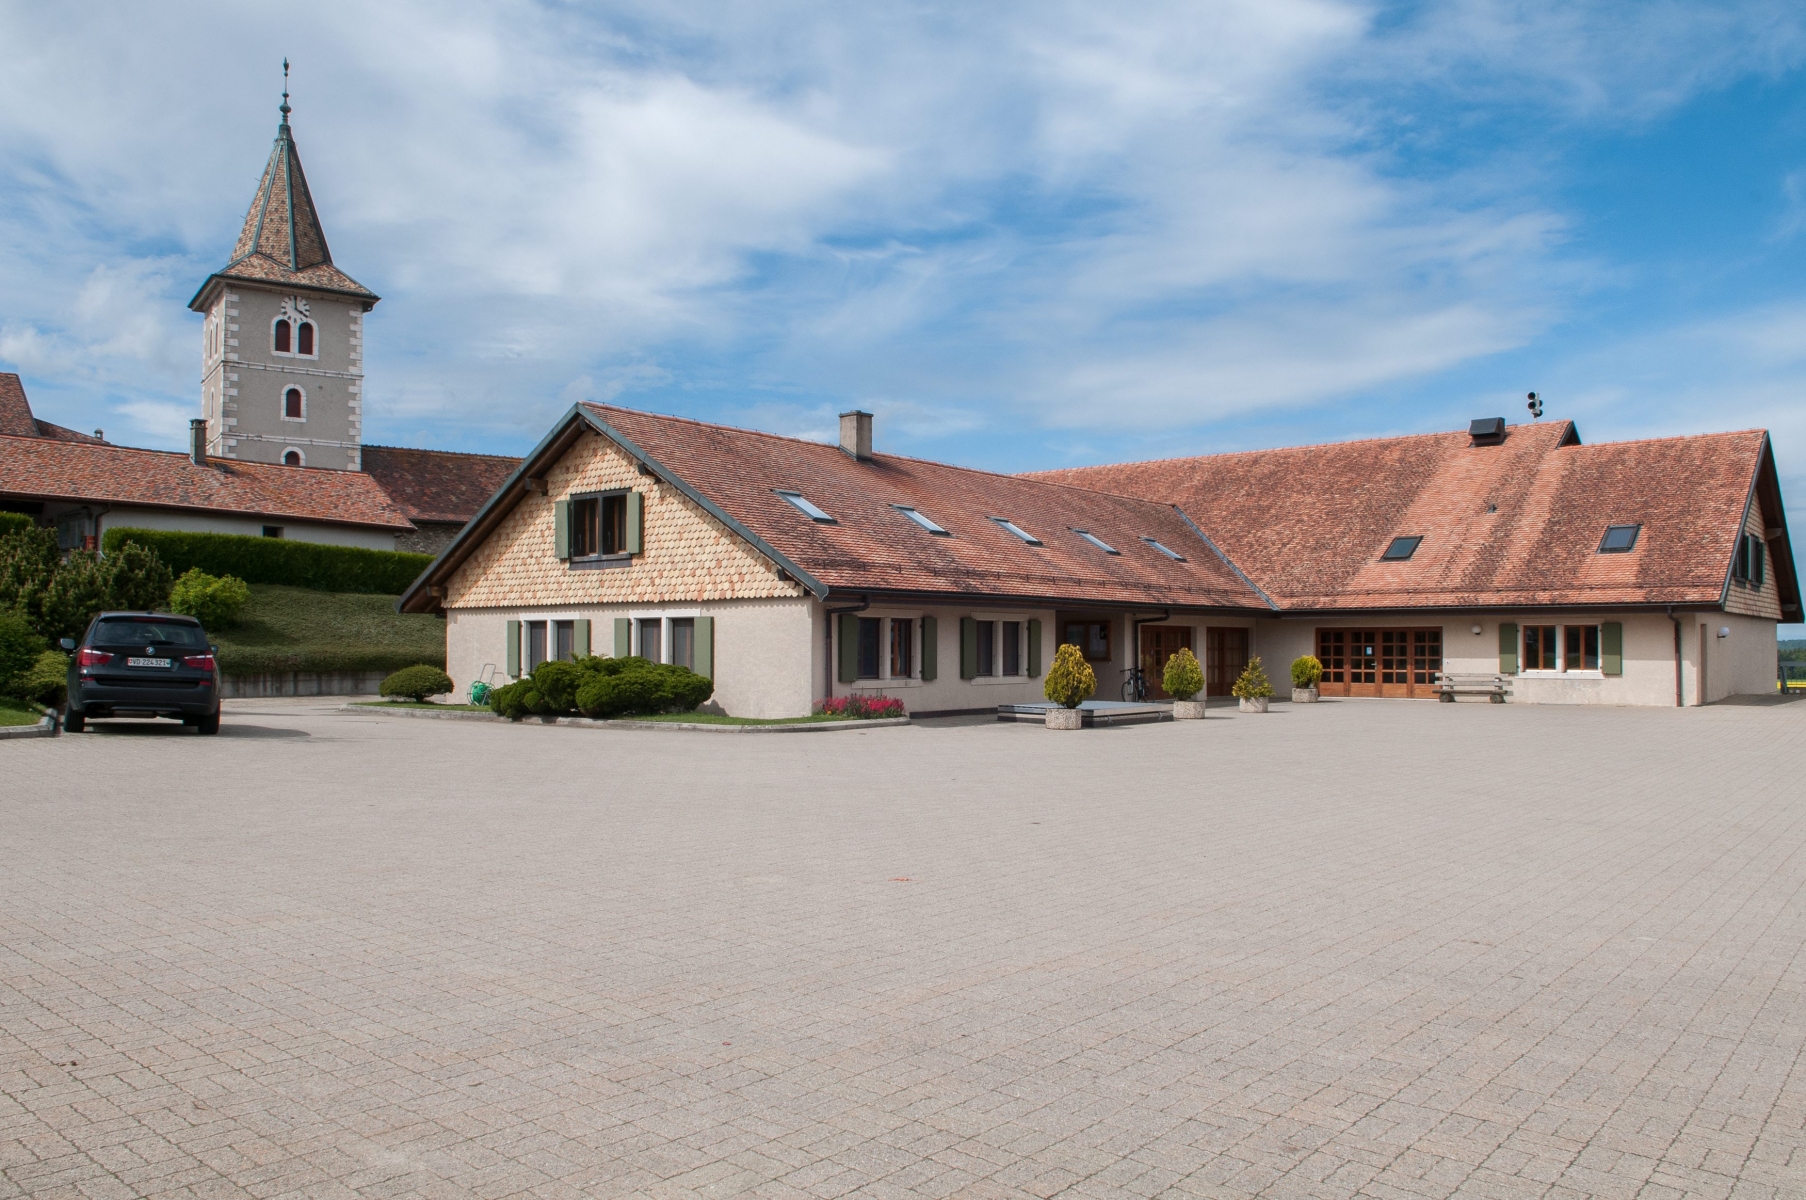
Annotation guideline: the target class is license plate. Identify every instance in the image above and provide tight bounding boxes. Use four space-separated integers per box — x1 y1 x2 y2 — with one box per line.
127 657 172 668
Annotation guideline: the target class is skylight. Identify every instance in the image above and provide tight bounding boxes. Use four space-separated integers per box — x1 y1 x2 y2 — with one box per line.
776 490 835 523
1381 536 1422 561
894 505 949 535
1598 524 1641 553
1073 529 1119 555
1141 537 1186 561
991 518 1043 546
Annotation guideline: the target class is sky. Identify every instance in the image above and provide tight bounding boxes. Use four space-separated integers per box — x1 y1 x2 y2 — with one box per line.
3 1 1805 624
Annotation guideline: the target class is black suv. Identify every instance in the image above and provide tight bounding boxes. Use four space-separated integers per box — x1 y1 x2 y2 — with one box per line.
63 612 222 734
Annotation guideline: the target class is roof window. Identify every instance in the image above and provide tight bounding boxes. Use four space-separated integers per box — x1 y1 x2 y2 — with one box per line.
1381 536 1422 561
991 518 1043 546
776 490 835 523
894 505 949 535
1597 524 1641 553
1073 529 1119 555
1141 537 1186 561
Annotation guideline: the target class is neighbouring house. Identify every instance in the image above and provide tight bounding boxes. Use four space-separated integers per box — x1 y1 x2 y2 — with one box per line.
360 444 521 555
398 405 1797 715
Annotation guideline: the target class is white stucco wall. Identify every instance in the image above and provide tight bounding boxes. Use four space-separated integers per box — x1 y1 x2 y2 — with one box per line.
81 504 399 550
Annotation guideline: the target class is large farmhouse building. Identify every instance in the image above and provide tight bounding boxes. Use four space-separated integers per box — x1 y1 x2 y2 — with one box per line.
400 404 1797 715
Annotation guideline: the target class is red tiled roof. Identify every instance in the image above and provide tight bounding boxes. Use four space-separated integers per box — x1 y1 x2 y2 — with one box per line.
575 404 1268 609
1033 422 1779 611
0 435 414 531
0 374 106 444
362 444 521 525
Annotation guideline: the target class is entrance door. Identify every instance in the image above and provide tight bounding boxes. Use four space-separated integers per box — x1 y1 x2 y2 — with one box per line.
1139 625 1193 699
1206 627 1249 696
1317 628 1441 697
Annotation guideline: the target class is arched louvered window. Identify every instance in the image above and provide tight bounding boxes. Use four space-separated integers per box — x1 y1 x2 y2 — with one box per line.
274 319 291 353
284 388 304 419
297 322 314 355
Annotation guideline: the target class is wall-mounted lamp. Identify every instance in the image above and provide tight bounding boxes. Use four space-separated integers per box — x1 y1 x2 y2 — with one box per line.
1471 624 1483 635
1717 626 1730 639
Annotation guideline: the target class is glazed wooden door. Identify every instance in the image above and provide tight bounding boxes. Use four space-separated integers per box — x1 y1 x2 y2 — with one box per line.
1316 628 1441 697
1206 628 1249 696
1139 625 1193 699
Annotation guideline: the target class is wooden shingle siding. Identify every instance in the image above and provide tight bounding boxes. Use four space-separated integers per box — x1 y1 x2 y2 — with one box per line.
1724 497 1784 619
445 431 804 610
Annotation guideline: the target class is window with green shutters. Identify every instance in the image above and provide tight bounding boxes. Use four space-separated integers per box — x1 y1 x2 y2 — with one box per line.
557 491 642 565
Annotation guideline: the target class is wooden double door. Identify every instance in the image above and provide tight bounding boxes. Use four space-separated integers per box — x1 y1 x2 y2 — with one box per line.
1136 625 1254 698
1317 628 1442 698
1139 625 1193 699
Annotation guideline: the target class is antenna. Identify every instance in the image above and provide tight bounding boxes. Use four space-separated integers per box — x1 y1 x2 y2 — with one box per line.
279 58 291 124
1526 391 1543 420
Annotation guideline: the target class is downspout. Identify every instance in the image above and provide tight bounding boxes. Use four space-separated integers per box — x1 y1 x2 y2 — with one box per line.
823 595 870 699
1666 606 1683 708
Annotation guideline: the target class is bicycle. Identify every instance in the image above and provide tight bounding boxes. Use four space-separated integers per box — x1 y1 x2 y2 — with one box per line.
1121 666 1147 702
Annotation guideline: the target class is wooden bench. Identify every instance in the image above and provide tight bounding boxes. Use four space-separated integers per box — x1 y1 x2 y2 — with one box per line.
1436 673 1510 703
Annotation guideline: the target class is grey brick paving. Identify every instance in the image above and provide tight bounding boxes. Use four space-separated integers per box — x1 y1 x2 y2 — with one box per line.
2 697 1804 1199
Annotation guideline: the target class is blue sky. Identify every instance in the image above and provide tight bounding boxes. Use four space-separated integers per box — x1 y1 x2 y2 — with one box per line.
3 2 1805 623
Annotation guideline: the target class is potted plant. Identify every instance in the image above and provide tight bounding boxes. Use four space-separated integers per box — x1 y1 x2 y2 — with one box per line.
1231 656 1274 713
1163 646 1206 719
1042 643 1095 729
1290 654 1323 703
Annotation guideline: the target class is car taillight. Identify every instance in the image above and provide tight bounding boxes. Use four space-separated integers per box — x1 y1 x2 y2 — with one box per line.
77 647 112 667
183 654 217 672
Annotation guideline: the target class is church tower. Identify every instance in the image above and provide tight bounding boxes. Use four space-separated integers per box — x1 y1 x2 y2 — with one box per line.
189 73 377 470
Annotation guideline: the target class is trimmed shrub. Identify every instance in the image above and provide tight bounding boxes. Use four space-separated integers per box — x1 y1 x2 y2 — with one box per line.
1290 654 1323 688
380 664 455 702
168 568 250 630
1043 643 1096 709
0 609 45 696
1162 647 1204 701
530 659 586 712
486 678 541 720
817 694 907 719
487 656 715 720
0 513 31 538
19 650 68 708
101 528 432 595
1231 655 1274 699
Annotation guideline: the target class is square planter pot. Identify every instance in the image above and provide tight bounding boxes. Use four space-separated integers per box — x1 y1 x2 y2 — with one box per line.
1045 706 1083 729
1172 699 1206 719
1292 687 1320 703
1238 696 1270 713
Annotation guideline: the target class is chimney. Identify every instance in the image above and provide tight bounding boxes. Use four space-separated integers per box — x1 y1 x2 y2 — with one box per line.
189 418 208 466
839 410 873 461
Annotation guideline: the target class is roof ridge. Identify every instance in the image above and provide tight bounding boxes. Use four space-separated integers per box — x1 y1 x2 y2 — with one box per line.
362 443 521 462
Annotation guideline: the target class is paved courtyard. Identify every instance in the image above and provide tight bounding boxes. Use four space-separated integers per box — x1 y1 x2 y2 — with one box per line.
2 697 1803 1200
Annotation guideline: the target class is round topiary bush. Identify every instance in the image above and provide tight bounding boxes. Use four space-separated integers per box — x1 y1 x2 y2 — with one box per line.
1231 656 1274 699
168 567 250 630
1290 654 1323 688
1043 643 1097 709
380 664 455 702
1162 646 1204 701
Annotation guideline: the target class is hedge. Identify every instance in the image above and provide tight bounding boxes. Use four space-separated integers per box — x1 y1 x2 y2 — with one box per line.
101 528 433 594
0 513 33 537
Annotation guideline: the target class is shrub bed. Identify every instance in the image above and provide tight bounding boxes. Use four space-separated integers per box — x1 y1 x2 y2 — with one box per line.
816 695 907 719
101 528 433 594
487 656 714 720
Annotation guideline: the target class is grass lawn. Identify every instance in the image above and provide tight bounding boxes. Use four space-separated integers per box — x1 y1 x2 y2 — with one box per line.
353 700 490 712
0 700 44 727
213 585 444 676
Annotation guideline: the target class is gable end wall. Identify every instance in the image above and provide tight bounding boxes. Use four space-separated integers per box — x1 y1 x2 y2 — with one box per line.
1724 495 1784 620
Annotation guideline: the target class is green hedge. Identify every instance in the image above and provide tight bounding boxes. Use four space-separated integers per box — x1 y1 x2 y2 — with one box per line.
101 527 433 595
0 513 33 538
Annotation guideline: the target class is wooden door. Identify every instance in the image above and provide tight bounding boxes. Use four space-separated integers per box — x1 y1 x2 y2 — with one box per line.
1206 627 1249 696
1316 628 1441 697
1139 625 1193 699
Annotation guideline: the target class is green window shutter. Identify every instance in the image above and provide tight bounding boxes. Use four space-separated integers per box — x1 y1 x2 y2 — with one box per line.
837 613 859 684
694 616 714 679
1754 540 1766 588
506 619 521 677
1601 622 1622 676
573 619 590 659
554 500 571 560
613 617 631 658
1498 622 1518 674
625 491 643 554
1027 619 1042 677
960 617 978 680
920 616 937 681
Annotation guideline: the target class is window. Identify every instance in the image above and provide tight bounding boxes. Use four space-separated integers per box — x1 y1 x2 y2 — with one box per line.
1732 533 1766 587
571 497 600 556
262 525 284 538
526 621 548 672
1002 621 1021 676
856 617 881 679
975 620 995 676
1566 625 1600 671
282 450 302 467
297 321 314 356
554 620 575 662
1141 537 1185 561
1381 536 1422 561
638 618 662 663
889 618 913 677
274 319 291 353
284 388 304 419
1062 620 1111 662
1598 524 1641 553
894 506 949 535
1073 530 1119 555
670 618 695 670
776 490 834 523
992 518 1042 545
1523 625 1558 671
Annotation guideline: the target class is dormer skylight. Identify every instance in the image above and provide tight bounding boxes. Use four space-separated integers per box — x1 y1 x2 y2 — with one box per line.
776 490 835 523
1598 524 1641 553
894 505 949 535
1141 537 1186 562
991 518 1043 545
1381 536 1422 561
1073 529 1119 555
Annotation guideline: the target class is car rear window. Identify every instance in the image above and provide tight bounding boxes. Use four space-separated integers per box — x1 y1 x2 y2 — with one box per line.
91 619 207 648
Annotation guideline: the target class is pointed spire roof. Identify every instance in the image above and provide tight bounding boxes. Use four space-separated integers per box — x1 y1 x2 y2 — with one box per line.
189 82 378 311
